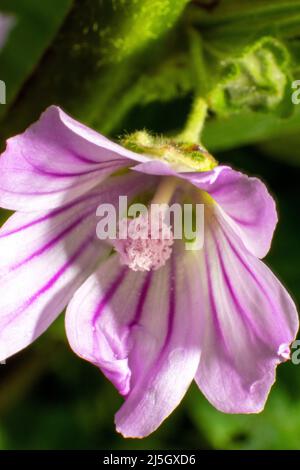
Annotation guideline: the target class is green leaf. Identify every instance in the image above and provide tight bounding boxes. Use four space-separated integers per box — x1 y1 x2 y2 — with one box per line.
0 0 73 120
0 0 191 142
259 131 300 166
187 384 300 450
189 0 300 50
202 106 300 152
99 53 193 134
208 37 293 117
98 0 191 64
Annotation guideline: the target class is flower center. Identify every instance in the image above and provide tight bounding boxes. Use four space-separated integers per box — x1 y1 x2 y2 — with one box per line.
115 211 174 272
114 177 178 272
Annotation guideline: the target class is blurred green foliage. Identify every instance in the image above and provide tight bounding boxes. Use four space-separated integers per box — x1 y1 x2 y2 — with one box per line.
0 0 72 119
0 0 300 450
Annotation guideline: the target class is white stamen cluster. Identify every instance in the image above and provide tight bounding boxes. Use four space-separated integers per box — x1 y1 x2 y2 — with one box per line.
115 210 174 272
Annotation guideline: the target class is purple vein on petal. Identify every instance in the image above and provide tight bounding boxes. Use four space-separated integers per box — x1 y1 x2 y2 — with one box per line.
0 170 111 197
91 267 128 329
140 256 176 383
220 225 283 321
19 147 126 178
128 271 153 329
212 229 269 346
0 179 126 238
127 258 177 398
72 152 103 165
19 160 124 178
8 208 96 272
161 256 176 354
229 215 257 227
0 181 98 197
204 227 228 349
0 195 96 238
2 234 98 330
72 152 126 166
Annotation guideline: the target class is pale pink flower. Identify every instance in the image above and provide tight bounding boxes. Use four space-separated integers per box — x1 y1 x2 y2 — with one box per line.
0 106 298 437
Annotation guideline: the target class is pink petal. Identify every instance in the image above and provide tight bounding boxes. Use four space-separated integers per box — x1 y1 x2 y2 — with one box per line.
65 243 202 438
133 162 277 259
186 166 278 259
195 218 299 413
0 106 148 211
0 172 150 361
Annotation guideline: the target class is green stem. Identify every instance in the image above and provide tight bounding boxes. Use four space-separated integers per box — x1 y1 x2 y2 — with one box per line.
177 95 208 143
176 28 208 143
188 27 208 96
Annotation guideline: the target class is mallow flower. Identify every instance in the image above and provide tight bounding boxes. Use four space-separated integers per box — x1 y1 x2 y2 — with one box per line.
0 105 298 438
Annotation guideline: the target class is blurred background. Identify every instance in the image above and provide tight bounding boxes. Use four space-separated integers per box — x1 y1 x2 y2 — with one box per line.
0 0 300 450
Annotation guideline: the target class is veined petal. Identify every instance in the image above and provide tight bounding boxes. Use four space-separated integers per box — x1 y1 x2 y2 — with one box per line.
0 106 149 211
195 219 299 413
186 166 278 259
66 243 202 438
133 162 277 259
66 256 139 396
0 172 151 361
